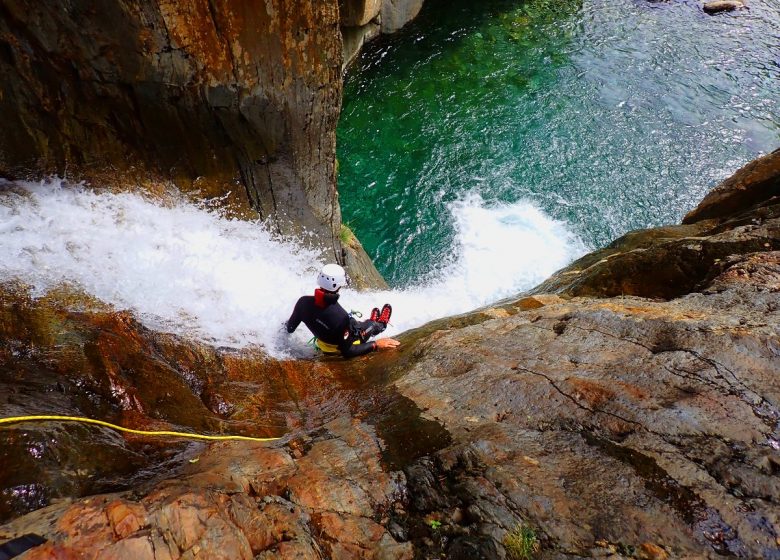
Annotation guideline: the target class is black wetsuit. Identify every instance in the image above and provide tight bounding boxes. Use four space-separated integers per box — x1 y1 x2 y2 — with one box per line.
286 289 385 358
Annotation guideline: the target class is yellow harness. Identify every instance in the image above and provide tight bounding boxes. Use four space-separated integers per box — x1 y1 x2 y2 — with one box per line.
314 338 361 354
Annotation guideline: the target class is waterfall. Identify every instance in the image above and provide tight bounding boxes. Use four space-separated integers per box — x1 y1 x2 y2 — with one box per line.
0 179 586 357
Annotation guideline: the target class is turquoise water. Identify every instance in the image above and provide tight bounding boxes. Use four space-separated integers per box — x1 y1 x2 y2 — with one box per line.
337 0 780 286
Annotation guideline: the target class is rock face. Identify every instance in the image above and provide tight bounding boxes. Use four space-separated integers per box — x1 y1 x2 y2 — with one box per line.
380 0 426 33
394 277 780 558
534 149 780 300
339 0 427 69
0 0 388 278
386 150 780 558
2 419 412 560
2 151 779 559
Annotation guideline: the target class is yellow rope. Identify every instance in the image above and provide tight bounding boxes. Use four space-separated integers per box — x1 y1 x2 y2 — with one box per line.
0 415 282 443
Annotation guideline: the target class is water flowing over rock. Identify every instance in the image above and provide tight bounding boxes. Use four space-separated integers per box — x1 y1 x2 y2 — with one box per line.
0 0 387 286
2 150 779 557
0 1 339 238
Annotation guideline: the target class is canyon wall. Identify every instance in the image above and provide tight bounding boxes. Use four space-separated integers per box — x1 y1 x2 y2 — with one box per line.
0 0 385 286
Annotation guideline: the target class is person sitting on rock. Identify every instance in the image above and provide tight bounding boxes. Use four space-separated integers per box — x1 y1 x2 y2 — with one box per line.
285 264 400 358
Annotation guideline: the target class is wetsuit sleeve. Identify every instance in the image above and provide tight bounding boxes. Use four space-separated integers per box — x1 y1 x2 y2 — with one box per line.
285 298 304 333
339 340 377 358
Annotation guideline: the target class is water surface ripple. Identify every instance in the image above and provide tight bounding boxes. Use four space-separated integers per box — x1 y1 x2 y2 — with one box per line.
338 0 780 285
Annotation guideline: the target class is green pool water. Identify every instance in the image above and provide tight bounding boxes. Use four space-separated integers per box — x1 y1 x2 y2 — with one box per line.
337 0 780 286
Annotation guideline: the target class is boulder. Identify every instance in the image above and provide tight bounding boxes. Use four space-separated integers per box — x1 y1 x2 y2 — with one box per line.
684 148 779 223
381 0 425 33
703 0 746 13
340 0 382 27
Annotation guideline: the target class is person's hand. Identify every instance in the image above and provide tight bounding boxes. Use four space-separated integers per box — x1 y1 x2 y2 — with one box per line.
375 338 400 350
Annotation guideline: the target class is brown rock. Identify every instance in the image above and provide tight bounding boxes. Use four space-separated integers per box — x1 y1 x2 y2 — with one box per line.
684 148 779 223
256 541 321 560
99 536 156 560
340 0 382 26
514 294 565 310
481 307 512 319
316 512 413 559
105 500 147 539
1 417 408 558
636 542 669 560
0 1 343 249
20 543 81 560
228 496 310 554
286 420 403 517
703 0 745 13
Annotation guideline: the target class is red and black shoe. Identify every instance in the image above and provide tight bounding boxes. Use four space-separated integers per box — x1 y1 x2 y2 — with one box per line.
378 303 392 325
370 307 381 322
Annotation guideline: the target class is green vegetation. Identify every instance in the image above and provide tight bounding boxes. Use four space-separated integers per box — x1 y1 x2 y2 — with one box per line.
339 223 356 245
427 519 442 531
504 524 539 560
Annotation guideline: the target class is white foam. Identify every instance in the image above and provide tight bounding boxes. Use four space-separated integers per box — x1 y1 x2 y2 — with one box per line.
0 179 587 356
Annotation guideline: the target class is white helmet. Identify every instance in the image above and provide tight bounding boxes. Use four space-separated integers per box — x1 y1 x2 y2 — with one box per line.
317 264 347 292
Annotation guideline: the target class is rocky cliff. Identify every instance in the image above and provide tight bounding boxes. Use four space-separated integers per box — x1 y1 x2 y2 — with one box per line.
339 0 426 68
1 151 778 558
0 0 386 287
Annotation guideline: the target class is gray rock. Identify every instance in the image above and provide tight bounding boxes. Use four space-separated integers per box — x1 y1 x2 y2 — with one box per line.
342 21 382 71
387 151 780 559
381 0 425 33
340 0 382 26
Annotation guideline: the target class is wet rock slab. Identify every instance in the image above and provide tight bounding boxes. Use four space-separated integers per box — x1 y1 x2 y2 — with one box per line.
387 150 780 559
394 284 780 558
0 419 411 559
2 151 780 558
